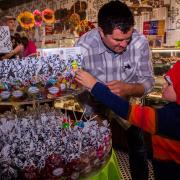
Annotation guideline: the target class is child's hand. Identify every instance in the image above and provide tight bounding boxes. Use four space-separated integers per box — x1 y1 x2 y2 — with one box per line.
75 70 97 90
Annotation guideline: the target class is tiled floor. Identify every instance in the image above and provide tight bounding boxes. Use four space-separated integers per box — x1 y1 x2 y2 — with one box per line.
115 150 154 180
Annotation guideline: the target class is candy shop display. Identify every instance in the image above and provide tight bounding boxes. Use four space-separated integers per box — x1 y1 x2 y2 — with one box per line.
54 94 83 112
0 46 112 179
0 47 83 102
0 105 112 179
152 54 180 76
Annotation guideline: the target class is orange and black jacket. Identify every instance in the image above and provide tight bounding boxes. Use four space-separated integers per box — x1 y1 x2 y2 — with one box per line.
91 82 180 164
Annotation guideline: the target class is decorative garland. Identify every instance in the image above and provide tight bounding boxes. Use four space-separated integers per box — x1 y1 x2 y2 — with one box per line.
76 20 95 36
33 9 42 27
17 11 35 29
42 8 55 24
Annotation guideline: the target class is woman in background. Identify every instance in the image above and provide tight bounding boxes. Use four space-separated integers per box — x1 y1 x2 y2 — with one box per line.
21 36 37 57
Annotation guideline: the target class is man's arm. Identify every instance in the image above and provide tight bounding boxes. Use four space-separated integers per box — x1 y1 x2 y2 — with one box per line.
0 44 23 59
134 38 155 95
106 80 145 98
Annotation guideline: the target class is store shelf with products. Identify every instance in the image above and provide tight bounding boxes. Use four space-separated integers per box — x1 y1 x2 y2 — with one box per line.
143 48 180 107
152 48 180 59
41 34 78 49
54 94 83 112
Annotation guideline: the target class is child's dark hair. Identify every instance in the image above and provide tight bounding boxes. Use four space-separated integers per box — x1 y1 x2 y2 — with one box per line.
98 1 134 34
14 33 21 44
21 36 29 48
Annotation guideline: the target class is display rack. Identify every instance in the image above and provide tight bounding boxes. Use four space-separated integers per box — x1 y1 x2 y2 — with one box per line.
54 94 83 112
144 48 180 107
0 88 84 113
0 98 53 106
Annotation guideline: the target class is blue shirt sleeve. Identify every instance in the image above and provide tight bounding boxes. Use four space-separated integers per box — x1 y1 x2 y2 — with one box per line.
91 82 130 119
91 83 180 141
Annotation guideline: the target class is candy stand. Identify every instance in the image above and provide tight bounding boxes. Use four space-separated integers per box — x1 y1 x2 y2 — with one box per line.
0 47 121 179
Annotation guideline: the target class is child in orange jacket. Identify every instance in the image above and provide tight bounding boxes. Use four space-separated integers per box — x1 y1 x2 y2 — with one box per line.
75 61 180 180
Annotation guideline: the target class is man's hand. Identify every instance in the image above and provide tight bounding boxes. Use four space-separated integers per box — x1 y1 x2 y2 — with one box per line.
106 80 129 97
107 80 145 98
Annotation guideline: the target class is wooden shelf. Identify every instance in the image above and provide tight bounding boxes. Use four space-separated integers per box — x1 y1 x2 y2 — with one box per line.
0 99 53 108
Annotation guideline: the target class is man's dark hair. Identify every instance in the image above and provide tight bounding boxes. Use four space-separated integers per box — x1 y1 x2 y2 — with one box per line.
98 1 134 34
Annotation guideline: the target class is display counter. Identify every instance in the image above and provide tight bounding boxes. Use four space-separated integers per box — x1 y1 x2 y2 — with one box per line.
143 48 180 107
